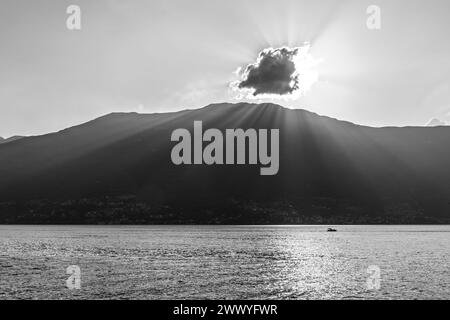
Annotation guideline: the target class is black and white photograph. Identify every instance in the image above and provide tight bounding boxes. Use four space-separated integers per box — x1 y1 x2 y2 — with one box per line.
0 0 449 308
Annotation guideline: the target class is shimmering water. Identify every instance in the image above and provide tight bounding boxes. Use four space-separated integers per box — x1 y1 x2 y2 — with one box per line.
0 225 448 300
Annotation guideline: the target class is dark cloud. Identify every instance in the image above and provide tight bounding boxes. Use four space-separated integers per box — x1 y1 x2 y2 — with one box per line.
237 47 300 96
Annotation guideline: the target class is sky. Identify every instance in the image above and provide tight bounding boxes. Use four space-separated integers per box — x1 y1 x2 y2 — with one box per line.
1 0 450 137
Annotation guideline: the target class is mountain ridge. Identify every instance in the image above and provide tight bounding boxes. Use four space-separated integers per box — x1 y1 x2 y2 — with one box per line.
1 103 441 145
0 135 25 145
1 102 449 224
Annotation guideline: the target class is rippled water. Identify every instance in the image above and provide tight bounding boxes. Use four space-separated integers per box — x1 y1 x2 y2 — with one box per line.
0 225 448 299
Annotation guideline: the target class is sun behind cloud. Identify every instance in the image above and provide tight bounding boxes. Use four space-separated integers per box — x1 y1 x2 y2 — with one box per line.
230 44 321 100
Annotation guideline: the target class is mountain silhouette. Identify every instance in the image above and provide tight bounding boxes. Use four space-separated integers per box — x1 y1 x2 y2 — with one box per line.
1 103 449 223
0 136 24 145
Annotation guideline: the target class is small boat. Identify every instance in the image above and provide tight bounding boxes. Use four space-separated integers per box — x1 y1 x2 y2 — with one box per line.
327 228 337 232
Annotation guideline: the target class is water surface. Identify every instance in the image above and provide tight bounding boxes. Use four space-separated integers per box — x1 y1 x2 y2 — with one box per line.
0 225 448 299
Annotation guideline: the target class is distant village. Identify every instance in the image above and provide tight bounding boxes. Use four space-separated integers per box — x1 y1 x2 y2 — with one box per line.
0 195 446 225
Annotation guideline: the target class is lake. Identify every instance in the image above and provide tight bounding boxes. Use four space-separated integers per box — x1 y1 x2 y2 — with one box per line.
0 225 448 299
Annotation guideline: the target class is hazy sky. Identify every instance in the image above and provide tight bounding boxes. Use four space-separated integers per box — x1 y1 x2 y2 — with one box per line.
1 0 450 137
